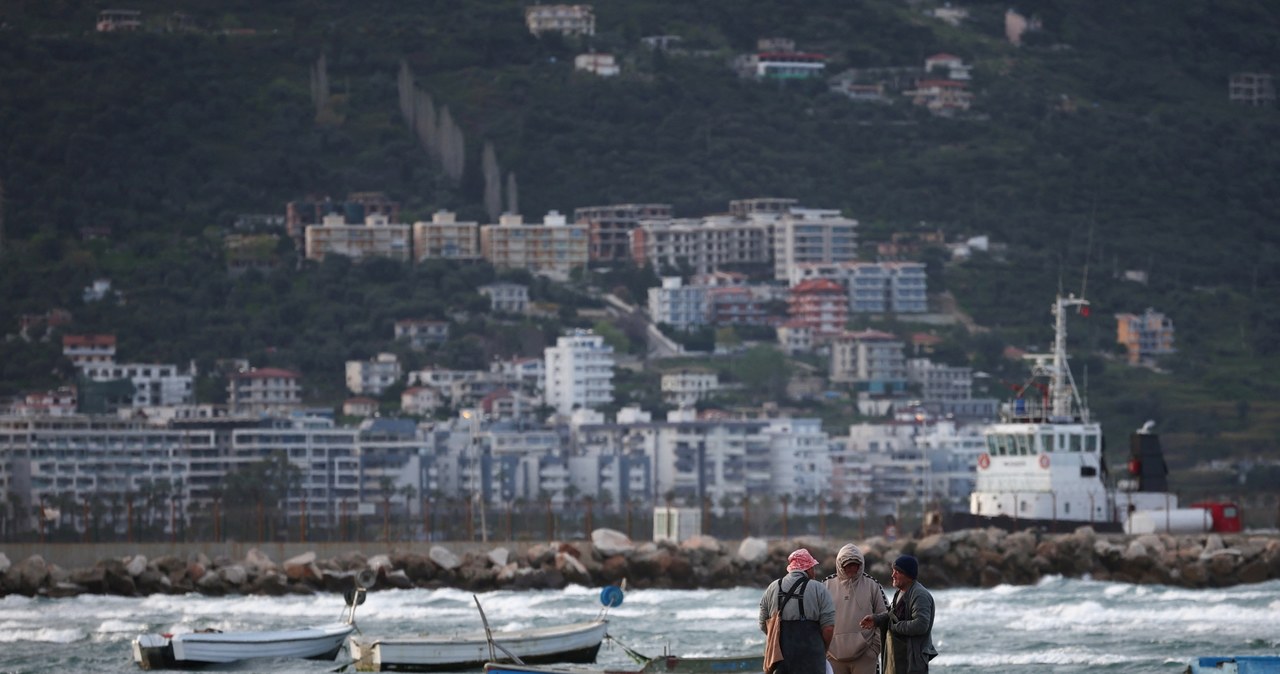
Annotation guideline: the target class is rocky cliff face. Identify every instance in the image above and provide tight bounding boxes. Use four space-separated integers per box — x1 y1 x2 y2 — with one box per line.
3 526 1279 599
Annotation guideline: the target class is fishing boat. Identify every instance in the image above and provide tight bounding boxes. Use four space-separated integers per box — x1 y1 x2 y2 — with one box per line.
350 585 623 672
949 293 1214 534
350 619 609 672
131 573 370 669
1185 656 1280 673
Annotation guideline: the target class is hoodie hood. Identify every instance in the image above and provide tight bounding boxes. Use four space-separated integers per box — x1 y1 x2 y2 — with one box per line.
835 544 865 581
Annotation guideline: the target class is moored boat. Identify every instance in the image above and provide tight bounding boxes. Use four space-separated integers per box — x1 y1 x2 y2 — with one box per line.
483 653 765 674
350 619 609 672
131 571 370 670
952 293 1207 534
1185 656 1280 673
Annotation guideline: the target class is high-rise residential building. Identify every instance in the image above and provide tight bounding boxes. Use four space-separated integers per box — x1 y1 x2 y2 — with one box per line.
544 329 615 415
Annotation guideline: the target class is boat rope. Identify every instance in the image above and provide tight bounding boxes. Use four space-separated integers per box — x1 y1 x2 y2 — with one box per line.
605 633 653 665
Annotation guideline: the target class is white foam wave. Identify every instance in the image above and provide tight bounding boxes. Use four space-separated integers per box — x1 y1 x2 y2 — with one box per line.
0 627 84 644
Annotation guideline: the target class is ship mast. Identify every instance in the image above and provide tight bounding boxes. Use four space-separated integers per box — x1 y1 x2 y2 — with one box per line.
1050 294 1089 422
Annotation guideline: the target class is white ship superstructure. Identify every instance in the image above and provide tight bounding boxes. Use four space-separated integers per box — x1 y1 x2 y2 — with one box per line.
969 294 1175 528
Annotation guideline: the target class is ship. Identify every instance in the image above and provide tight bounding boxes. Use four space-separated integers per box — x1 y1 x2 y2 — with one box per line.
948 294 1239 534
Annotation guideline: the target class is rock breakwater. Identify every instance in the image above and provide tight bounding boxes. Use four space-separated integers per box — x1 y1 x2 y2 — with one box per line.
3 527 1278 599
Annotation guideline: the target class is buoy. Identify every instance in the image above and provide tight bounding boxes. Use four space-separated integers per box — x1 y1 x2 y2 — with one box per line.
600 584 624 607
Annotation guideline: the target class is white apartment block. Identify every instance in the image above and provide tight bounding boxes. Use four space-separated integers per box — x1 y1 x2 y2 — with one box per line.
791 261 927 314
80 362 195 408
764 418 832 507
490 356 545 393
412 210 480 261
227 367 302 416
849 262 926 313
776 322 814 355
632 216 770 276
837 421 931 517
480 211 589 281
544 329 615 415
906 358 973 401
661 370 720 407
773 209 858 282
345 353 402 396
394 319 450 348
830 329 907 394
479 282 530 314
401 386 443 416
0 415 209 536
648 277 708 330
305 213 411 262
525 4 595 36
575 53 619 77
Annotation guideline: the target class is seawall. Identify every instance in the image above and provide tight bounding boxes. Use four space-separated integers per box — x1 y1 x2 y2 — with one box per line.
3 526 1278 599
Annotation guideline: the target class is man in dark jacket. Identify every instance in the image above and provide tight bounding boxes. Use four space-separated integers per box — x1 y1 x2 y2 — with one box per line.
859 555 937 674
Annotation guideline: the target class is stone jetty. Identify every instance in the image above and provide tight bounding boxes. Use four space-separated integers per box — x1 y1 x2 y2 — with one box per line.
3 526 1279 599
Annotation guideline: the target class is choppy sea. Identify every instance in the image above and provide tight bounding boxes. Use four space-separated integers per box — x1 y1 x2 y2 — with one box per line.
2 577 1278 673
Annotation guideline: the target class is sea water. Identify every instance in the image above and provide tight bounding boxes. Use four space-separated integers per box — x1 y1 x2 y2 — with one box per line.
2 577 1278 673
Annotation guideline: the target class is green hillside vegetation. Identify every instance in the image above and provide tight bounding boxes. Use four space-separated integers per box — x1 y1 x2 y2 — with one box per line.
2 0 1279 502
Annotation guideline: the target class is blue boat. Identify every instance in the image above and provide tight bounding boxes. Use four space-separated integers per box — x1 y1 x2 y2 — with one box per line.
1186 656 1280 673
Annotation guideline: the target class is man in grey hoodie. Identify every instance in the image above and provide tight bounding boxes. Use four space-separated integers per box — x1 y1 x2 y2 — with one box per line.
824 544 887 674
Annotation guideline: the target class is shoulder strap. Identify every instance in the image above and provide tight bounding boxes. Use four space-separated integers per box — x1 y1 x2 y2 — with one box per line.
778 576 809 617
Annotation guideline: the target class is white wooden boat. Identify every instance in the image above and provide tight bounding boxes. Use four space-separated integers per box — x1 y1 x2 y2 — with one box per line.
132 623 355 669
131 571 370 669
350 619 609 672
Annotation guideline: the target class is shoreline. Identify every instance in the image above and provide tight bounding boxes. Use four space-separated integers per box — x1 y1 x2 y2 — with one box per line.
3 526 1278 599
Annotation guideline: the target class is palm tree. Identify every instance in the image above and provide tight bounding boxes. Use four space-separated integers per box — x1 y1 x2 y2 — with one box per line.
779 494 792 541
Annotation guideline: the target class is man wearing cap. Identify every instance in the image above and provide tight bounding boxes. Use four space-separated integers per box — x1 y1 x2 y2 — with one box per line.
759 548 836 674
824 544 887 674
859 555 937 674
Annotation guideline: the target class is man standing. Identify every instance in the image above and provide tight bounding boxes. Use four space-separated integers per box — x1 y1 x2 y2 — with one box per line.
859 555 937 674
824 544 887 674
759 548 836 674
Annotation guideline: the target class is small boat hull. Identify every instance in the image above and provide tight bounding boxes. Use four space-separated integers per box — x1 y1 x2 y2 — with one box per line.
485 654 766 674
1186 656 1280 673
352 620 608 672
132 623 354 669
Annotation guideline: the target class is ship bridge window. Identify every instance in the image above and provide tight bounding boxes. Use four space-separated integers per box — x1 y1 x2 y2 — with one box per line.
1069 434 1082 452
1085 435 1098 452
1041 433 1053 452
1014 434 1032 456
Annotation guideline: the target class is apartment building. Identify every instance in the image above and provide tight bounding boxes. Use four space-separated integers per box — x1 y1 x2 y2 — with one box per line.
661 370 720 407
524 4 595 36
227 367 302 416
345 353 402 396
478 282 530 314
394 319 450 349
480 211 589 281
632 216 770 275
544 329 615 415
773 209 859 282
412 210 481 261
648 277 708 330
1115 308 1176 365
304 213 411 262
788 278 849 339
62 334 117 367
830 329 907 394
574 203 672 262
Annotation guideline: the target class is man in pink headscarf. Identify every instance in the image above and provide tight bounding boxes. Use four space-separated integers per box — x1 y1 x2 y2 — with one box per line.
759 548 836 674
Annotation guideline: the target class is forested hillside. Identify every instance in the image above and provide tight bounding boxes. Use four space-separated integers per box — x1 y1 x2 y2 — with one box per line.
2 0 1279 494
